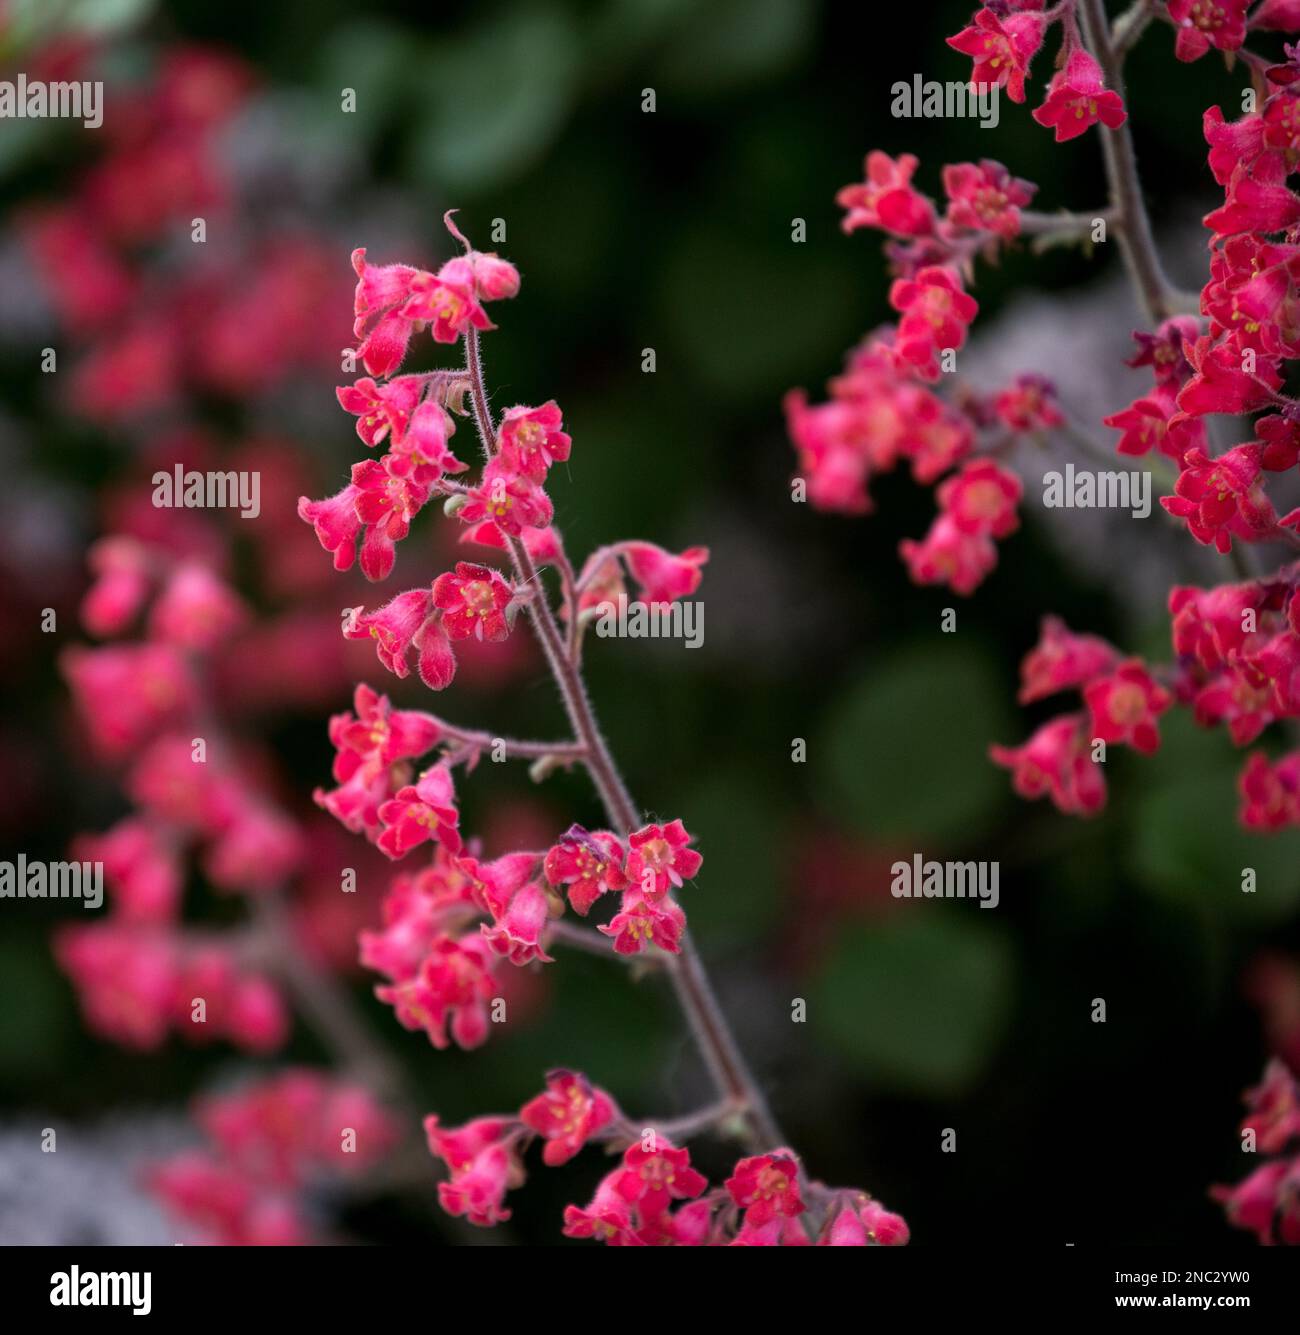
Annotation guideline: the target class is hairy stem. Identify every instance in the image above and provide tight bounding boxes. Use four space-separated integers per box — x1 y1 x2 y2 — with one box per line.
463 326 785 1151
1078 0 1174 325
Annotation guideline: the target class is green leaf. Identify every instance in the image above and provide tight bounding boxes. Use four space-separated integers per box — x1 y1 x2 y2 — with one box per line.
818 641 1013 845
811 914 1014 1096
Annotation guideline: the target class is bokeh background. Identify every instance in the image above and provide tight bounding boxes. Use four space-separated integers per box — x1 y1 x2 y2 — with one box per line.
1 0 1298 1244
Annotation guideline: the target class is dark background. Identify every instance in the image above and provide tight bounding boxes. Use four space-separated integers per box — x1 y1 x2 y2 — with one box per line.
1 0 1297 1244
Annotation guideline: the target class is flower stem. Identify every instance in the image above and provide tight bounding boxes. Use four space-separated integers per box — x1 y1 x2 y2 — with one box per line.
1078 0 1175 325
463 326 786 1151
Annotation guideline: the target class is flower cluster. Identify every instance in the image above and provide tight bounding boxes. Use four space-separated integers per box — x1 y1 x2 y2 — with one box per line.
58 537 312 1050
149 1070 398 1244
1213 1059 1300 1244
425 1072 907 1245
21 44 342 422
787 151 1049 593
946 6 1126 142
304 217 904 1243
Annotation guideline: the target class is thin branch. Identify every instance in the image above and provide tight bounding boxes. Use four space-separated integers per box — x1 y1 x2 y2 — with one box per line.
1078 0 1176 324
462 326 786 1152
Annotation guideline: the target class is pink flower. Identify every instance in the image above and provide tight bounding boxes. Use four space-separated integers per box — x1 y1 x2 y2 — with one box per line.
937 459 1022 538
329 683 442 770
387 400 467 481
599 890 686 956
859 1200 911 1246
562 1175 642 1245
351 457 430 544
519 1070 618 1166
946 8 1044 103
497 402 571 482
1160 444 1276 553
425 1114 523 1225
1238 750 1300 830
942 160 1037 239
990 714 1107 816
1083 659 1173 755
1032 49 1127 143
1167 0 1248 63
836 152 936 237
456 850 540 919
544 825 628 915
612 1141 708 1217
992 373 1063 433
377 763 462 859
889 266 979 379
1194 659 1278 744
298 483 363 573
626 819 703 900
203 802 304 893
457 459 553 536
336 374 423 449
148 562 246 651
54 924 179 1050
378 933 496 1049
81 537 152 637
1104 386 1205 462
345 589 434 679
899 514 998 596
468 251 521 301
1241 1059 1300 1153
726 1152 805 1227
480 881 555 966
1211 1160 1297 1245
401 256 492 343
1018 616 1117 704
73 819 181 923
351 247 420 376
432 561 514 641
61 644 194 759
621 542 709 606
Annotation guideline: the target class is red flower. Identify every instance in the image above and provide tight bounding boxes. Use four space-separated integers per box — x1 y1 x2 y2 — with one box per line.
378 934 496 1050
1018 616 1118 704
990 715 1107 817
889 266 979 379
936 459 1022 539
626 819 702 900
599 890 686 956
432 562 514 641
1083 659 1173 755
377 763 462 859
519 1070 618 1166
612 1141 708 1217
1167 0 1248 63
946 8 1044 104
836 152 936 237
1160 444 1276 553
942 160 1037 240
726 1152 805 1227
497 401 571 482
899 514 998 596
1032 49 1126 143
544 825 628 915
